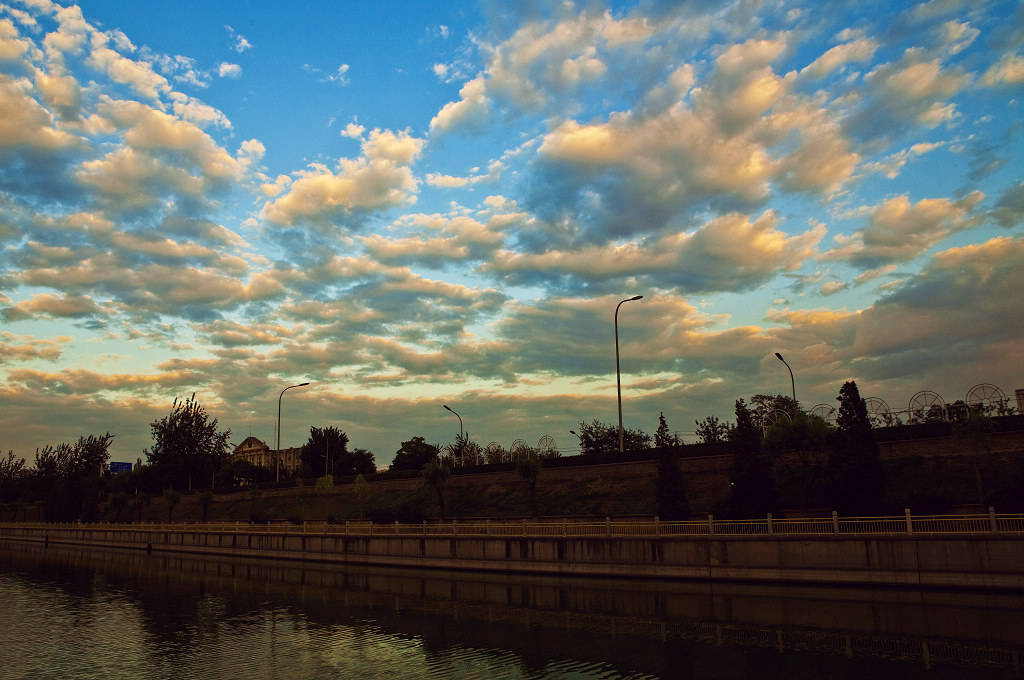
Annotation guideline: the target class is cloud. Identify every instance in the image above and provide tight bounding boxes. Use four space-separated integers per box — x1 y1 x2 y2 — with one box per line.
982 53 1024 86
2 293 104 321
218 62 242 78
844 50 969 142
487 210 823 294
799 38 877 79
260 129 425 228
0 17 33 60
0 74 80 149
87 30 169 99
430 76 491 132
992 181 1024 228
821 192 985 268
0 332 68 363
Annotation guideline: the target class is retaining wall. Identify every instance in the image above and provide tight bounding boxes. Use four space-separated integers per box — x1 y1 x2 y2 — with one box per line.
3 525 1022 591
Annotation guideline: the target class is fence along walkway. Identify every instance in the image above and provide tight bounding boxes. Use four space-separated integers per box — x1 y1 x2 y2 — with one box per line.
11 509 1024 538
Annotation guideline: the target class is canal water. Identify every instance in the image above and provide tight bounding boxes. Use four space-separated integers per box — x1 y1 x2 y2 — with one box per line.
0 540 1021 679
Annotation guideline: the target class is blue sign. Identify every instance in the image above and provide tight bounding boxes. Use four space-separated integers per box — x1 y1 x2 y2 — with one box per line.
109 462 133 474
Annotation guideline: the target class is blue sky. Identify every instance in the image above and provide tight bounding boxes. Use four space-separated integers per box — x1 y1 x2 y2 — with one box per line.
1 0 1023 467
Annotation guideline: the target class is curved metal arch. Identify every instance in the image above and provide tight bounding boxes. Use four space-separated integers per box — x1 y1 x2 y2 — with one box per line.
909 390 946 423
809 403 837 425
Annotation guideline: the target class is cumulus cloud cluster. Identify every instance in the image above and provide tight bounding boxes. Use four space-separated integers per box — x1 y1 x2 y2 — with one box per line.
0 0 1021 462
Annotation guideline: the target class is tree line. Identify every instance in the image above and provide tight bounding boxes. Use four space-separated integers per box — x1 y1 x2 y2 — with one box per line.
0 381 1010 522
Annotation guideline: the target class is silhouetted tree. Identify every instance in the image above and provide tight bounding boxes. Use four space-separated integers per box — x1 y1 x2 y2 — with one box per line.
197 490 213 522
300 426 374 478
828 381 884 514
445 432 483 465
390 436 439 472
351 474 370 519
655 444 689 521
655 412 678 448
0 451 26 504
763 412 833 513
33 433 113 522
574 419 651 455
726 399 777 518
163 489 180 521
516 455 542 517
422 461 451 520
953 406 997 506
145 395 231 490
694 415 731 444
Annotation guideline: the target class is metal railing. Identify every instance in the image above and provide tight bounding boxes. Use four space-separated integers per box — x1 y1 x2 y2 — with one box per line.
5 510 1023 538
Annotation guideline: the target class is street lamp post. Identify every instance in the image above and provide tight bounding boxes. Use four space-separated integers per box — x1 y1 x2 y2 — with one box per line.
615 295 643 453
775 352 795 403
276 382 310 482
443 404 463 463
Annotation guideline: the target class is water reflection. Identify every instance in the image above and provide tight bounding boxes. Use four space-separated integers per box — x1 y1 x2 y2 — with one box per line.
1 540 1021 679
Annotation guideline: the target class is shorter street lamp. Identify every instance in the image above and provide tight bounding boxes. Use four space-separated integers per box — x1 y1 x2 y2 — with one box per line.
276 382 310 482
775 352 795 403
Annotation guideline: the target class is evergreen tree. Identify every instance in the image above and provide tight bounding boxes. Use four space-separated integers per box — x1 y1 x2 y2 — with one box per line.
726 399 777 518
654 412 676 448
828 381 884 514
655 447 689 521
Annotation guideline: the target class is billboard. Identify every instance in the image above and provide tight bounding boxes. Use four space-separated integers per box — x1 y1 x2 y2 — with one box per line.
109 461 133 474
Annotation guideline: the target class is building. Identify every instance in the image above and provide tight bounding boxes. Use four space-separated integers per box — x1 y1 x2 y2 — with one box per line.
232 436 303 475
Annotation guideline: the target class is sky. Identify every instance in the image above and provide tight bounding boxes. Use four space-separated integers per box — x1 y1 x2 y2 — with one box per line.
1 0 1023 468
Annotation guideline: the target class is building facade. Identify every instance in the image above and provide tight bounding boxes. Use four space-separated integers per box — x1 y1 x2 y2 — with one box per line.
232 436 303 475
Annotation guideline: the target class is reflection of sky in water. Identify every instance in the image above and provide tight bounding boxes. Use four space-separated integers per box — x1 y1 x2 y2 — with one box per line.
0 542 1021 680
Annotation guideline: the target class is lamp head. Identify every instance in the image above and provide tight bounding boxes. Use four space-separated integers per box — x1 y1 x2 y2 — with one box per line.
774 352 785 362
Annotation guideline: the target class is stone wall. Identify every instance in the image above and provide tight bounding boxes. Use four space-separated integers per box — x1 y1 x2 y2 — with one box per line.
4 525 1022 590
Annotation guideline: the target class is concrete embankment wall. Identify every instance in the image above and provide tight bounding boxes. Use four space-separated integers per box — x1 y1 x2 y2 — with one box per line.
3 526 1022 590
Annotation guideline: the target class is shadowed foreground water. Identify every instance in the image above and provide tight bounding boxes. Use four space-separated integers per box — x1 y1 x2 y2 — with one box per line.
1 540 1022 679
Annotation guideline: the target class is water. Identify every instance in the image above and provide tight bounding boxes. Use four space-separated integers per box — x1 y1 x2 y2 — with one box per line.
1 540 1022 679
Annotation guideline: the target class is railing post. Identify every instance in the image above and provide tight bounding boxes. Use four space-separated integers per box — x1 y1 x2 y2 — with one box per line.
486 519 491 536
905 508 913 535
452 519 457 536
370 521 374 537
394 520 399 535
767 513 773 536
654 516 660 537
422 520 427 536
562 519 567 537
707 514 714 536
989 506 998 533
345 520 349 535
521 519 526 536
605 517 611 537
831 511 839 535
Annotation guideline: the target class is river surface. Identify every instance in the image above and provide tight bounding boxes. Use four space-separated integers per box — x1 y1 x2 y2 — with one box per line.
0 540 1022 679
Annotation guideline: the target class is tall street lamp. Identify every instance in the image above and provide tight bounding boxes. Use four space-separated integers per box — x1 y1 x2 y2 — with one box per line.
443 404 463 439
615 295 643 453
775 352 795 403
276 382 310 482
443 404 463 465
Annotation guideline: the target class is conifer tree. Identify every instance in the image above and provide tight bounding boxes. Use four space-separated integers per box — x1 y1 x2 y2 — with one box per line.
828 381 884 514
